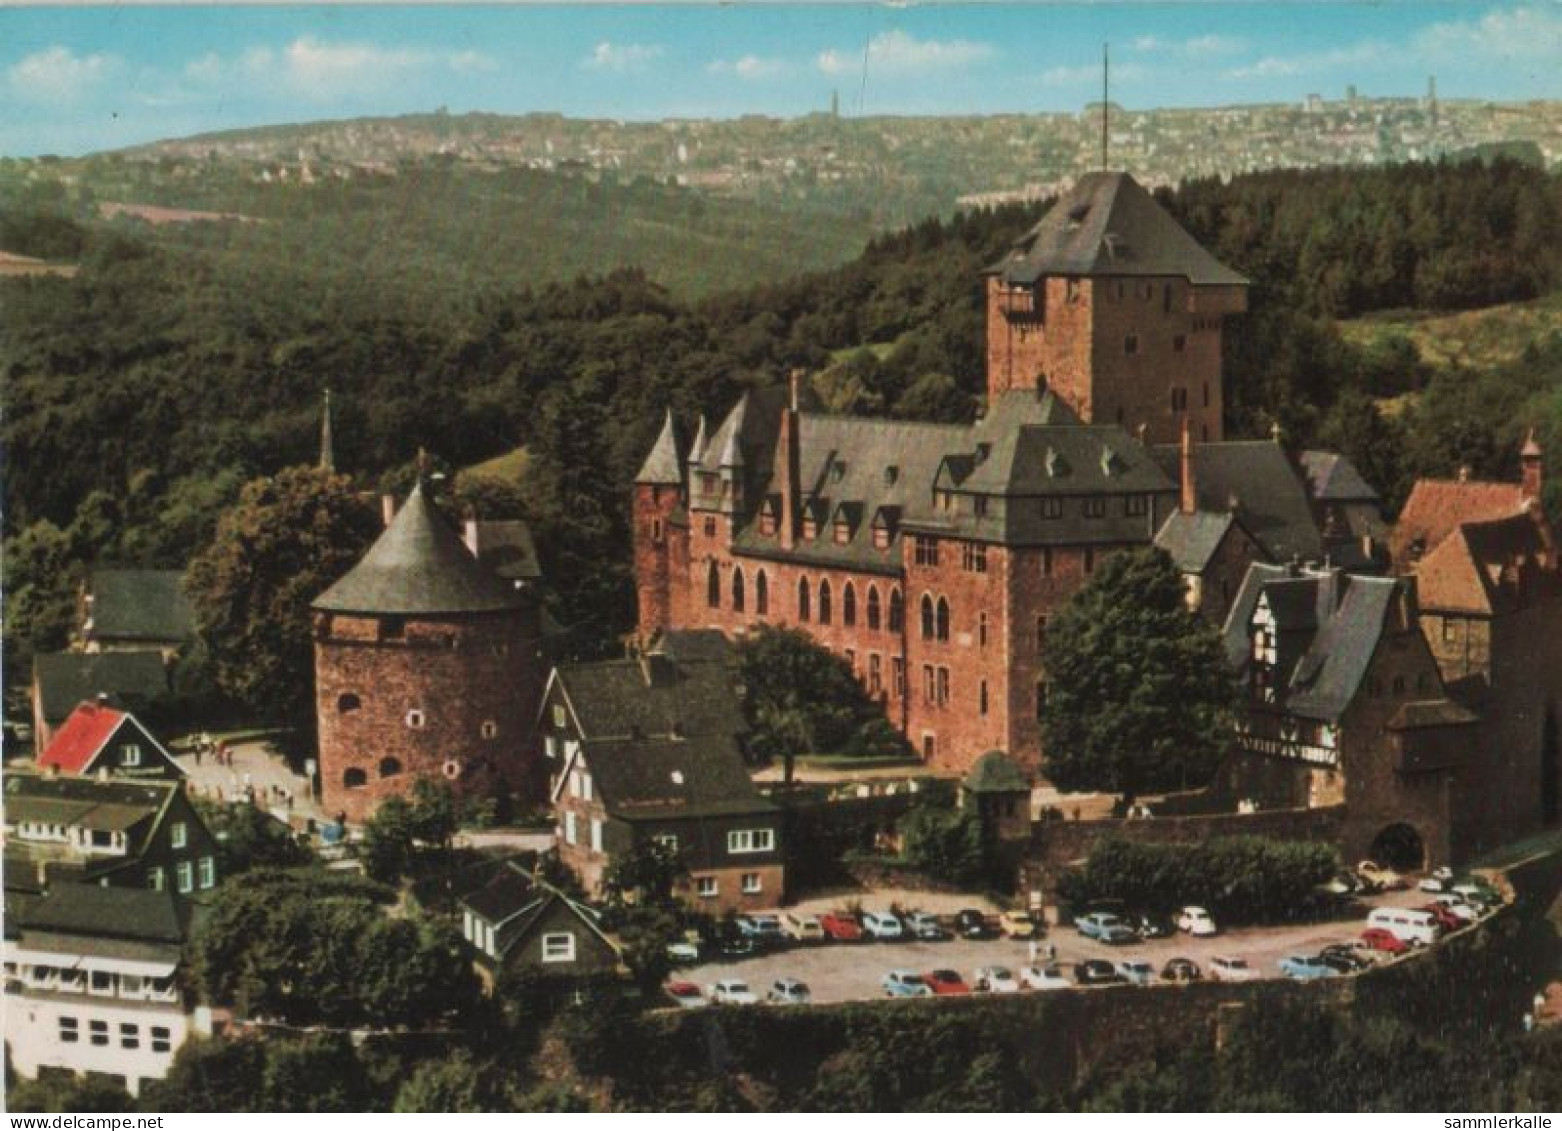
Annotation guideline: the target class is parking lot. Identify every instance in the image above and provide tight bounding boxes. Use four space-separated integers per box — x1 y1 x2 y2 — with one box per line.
675 889 1491 1005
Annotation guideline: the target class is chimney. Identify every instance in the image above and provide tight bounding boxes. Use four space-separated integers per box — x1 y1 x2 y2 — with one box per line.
1521 428 1543 502
778 374 802 551
381 493 397 527
1457 466 1471 484
1179 415 1196 515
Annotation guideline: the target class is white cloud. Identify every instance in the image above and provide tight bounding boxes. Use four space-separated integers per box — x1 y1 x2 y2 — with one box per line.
1041 61 1149 89
584 41 662 72
1131 34 1244 59
817 30 993 77
180 38 496 100
708 54 787 80
1227 42 1383 81
7 46 118 103
1415 5 1562 62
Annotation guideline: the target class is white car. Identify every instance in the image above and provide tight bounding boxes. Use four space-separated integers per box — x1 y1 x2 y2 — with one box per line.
1177 906 1218 936
1208 956 1258 982
973 966 1021 994
1116 960 1155 986
708 979 760 1005
860 911 905 941
780 911 825 944
1019 964 1070 991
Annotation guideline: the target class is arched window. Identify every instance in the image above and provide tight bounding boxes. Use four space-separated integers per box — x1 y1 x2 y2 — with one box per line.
337 693 361 714
756 569 769 616
889 588 904 634
936 597 951 642
379 757 403 779
819 579 833 625
732 566 746 612
978 611 989 648
343 768 368 789
843 582 857 627
706 561 721 608
798 577 811 622
920 594 936 640
867 586 882 631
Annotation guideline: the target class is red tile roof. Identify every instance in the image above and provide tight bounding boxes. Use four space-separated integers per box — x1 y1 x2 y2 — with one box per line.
1416 511 1557 615
1391 479 1527 566
38 700 127 774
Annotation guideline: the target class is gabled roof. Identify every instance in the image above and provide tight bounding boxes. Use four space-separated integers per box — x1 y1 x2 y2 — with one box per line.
988 172 1249 287
1155 509 1238 572
635 409 684 486
87 569 195 644
31 651 168 727
1391 478 1529 566
1300 451 1380 503
3 772 174 834
459 867 617 961
313 483 524 616
550 649 746 747
646 629 734 666
574 734 776 821
1415 511 1556 616
37 701 177 777
1151 441 1322 563
18 882 187 945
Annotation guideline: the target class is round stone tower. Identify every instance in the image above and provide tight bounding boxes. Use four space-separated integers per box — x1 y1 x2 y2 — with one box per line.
312 482 543 823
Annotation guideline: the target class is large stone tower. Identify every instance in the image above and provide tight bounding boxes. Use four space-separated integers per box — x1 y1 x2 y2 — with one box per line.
313 482 544 822
984 172 1249 445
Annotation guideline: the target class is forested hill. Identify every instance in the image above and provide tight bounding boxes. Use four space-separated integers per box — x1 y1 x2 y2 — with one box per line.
3 157 1561 671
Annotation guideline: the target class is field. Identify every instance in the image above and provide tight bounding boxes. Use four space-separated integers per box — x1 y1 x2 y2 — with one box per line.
1341 291 1562 375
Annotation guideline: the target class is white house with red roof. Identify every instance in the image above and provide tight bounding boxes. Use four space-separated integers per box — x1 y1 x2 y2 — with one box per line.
37 701 184 782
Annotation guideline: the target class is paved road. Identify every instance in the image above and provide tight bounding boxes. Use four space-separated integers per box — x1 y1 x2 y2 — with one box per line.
676 891 1483 1005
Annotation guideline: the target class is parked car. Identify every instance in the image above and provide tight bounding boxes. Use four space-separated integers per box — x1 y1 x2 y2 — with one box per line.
1075 911 1128 940
1451 880 1501 909
735 914 789 948
710 924 758 959
666 937 701 964
1074 959 1125 986
1116 959 1155 986
1319 943 1374 971
1133 912 1174 939
1360 927 1412 956
1365 907 1441 947
1319 872 1362 896
1357 860 1408 891
925 969 972 995
1208 956 1258 982
882 970 932 998
972 966 1021 994
709 979 760 1005
1418 903 1464 933
780 911 825 944
1176 906 1218 936
820 912 864 942
999 910 1042 939
1019 964 1070 991
1100 924 1140 946
860 911 906 941
955 909 998 940
1418 875 1451 894
1279 955 1338 981
1315 949 1370 975
1429 894 1482 924
1161 957 1202 983
766 978 811 1005
903 911 950 941
665 981 708 1009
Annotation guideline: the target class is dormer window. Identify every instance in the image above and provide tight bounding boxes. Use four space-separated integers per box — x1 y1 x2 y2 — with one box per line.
884 466 899 486
802 512 818 541
873 523 891 551
830 461 847 483
833 518 850 544
759 501 778 537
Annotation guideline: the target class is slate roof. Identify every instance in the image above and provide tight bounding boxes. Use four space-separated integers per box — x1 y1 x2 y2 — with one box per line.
1152 441 1322 563
635 409 684 486
314 483 525 616
1301 451 1380 503
1415 511 1557 616
553 651 747 746
32 651 168 728
1387 699 1480 730
647 629 735 666
987 172 1249 287
3 773 174 837
1155 510 1237 572
87 569 195 644
964 750 1030 794
1391 478 1529 566
577 734 776 821
18 882 186 945
1223 562 1401 722
460 867 615 961
469 519 542 582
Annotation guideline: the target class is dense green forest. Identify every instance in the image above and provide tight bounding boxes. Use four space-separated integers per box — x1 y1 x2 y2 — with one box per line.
4 157 1561 682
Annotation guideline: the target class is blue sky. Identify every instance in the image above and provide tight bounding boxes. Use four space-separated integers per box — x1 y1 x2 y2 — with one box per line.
2 4 1560 156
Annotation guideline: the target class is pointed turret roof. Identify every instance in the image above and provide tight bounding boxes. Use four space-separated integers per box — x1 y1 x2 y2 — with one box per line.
313 483 523 616
319 388 336 472
989 172 1249 287
687 415 709 466
716 394 748 468
1522 428 1542 459
635 410 684 486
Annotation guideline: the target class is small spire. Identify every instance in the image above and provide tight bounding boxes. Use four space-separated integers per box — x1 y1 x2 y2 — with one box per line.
319 388 336 473
635 409 684 486
687 415 709 466
1269 420 1283 445
1521 426 1542 459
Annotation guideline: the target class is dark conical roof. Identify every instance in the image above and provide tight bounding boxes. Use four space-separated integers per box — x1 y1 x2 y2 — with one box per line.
313 483 523 616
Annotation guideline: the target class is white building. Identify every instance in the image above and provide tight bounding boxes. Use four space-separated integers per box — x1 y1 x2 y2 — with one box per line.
3 884 205 1096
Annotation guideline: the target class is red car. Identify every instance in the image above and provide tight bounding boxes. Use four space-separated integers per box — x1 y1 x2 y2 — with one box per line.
820 912 864 942
925 969 971 995
1360 927 1411 955
1419 904 1462 933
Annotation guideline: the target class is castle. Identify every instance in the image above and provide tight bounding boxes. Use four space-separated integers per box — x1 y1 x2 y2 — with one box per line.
633 172 1378 776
